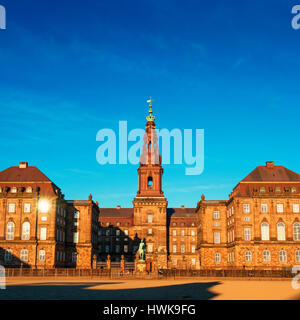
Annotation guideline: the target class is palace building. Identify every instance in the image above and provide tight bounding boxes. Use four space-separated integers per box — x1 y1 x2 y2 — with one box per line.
0 103 299 271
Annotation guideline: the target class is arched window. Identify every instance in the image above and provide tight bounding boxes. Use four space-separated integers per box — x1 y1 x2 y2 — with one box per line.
293 223 300 241
39 250 45 261
22 222 30 240
279 250 287 262
20 249 28 261
147 176 153 189
263 250 271 262
6 222 15 240
277 223 286 241
215 252 221 263
296 251 300 263
245 251 252 262
261 222 269 241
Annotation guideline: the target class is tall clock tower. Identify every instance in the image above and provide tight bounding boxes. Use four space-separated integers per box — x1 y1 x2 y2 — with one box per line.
133 99 168 271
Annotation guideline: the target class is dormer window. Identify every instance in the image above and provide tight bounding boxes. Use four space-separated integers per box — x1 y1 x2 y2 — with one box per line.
260 187 265 193
269 187 274 192
275 187 281 193
147 176 153 189
26 187 32 193
11 187 17 193
292 187 297 193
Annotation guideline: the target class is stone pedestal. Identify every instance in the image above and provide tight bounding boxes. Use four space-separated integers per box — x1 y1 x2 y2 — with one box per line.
135 260 147 273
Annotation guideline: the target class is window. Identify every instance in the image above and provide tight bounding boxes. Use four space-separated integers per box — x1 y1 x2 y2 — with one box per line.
292 187 297 193
39 250 45 261
124 229 128 236
214 211 220 219
275 187 281 193
147 176 153 189
41 216 47 222
8 203 15 213
22 222 30 240
74 210 80 219
293 223 300 241
4 249 12 262
148 228 152 235
245 251 252 262
261 222 270 241
116 230 120 236
180 230 185 236
20 249 28 261
263 250 271 262
261 204 268 213
124 245 128 253
172 259 177 266
293 204 300 213
279 250 287 262
40 228 47 240
191 230 195 236
173 222 176 226
277 223 286 241
11 187 17 193
172 230 177 236
191 258 196 265
244 217 250 222
6 222 15 240
277 204 283 213
296 251 300 263
73 232 79 243
72 252 77 262
181 245 185 253
147 244 153 253
244 228 251 241
214 232 220 244
105 229 110 236
172 245 177 253
147 215 153 223
191 245 195 253
243 204 250 213
26 187 32 193
23 203 31 213
105 245 110 253
215 252 221 263
115 245 120 253
260 187 266 193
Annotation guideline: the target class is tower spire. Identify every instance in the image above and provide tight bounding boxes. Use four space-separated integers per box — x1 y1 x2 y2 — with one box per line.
146 97 155 122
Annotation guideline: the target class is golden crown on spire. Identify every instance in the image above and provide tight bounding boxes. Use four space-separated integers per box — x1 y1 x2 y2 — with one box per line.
146 97 155 122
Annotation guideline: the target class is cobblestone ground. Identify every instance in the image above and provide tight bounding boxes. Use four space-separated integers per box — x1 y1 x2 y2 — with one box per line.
0 278 299 300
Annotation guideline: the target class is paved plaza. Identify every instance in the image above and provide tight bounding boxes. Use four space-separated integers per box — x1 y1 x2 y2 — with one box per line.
0 277 299 300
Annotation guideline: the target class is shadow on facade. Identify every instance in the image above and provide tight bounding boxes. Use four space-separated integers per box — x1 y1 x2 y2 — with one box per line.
0 247 30 268
97 225 142 270
0 281 221 300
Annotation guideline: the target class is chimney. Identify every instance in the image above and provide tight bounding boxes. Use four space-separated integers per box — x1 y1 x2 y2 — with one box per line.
181 205 185 210
116 205 121 210
19 162 28 169
266 161 275 169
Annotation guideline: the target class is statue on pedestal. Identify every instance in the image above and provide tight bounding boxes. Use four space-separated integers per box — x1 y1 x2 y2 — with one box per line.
138 239 146 261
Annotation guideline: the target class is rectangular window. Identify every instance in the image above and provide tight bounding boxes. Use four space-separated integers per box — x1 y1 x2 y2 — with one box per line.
115 245 120 253
24 203 31 213
40 228 47 240
243 204 250 213
244 228 251 241
293 204 299 213
148 215 153 223
191 245 195 253
172 245 177 253
74 210 80 218
191 230 195 236
213 211 220 219
124 229 128 236
116 230 120 236
124 245 128 253
148 228 152 235
214 232 220 244
172 230 177 236
261 204 268 213
181 245 185 253
172 259 177 265
277 204 284 213
39 250 45 261
191 258 196 265
73 232 79 243
147 244 153 253
180 230 185 236
8 203 15 213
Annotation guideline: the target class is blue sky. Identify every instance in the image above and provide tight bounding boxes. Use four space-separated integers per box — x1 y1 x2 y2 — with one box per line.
0 0 300 208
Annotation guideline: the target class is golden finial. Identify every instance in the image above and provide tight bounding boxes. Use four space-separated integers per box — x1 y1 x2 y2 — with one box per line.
146 97 155 122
